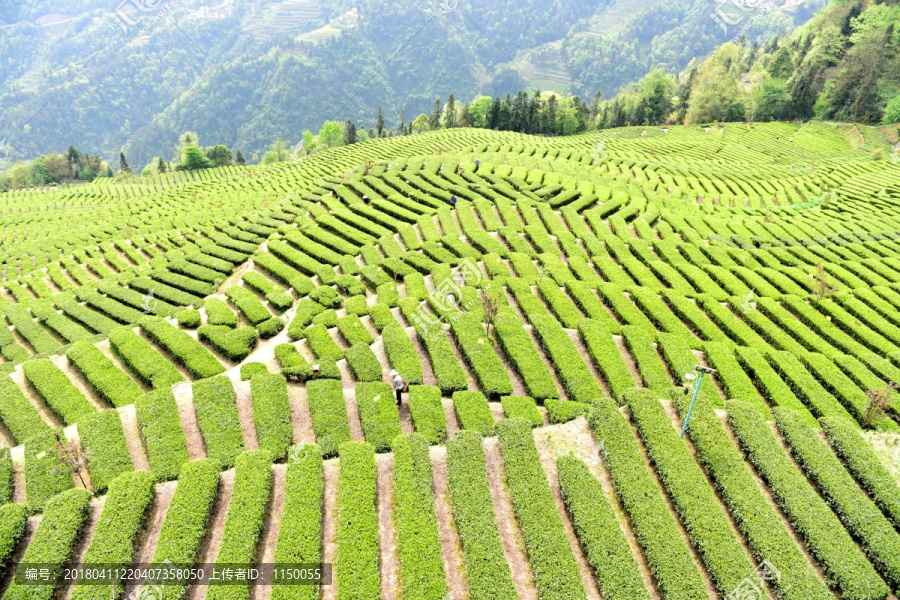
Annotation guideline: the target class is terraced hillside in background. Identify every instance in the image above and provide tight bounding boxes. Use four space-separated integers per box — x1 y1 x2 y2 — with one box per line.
0 123 900 600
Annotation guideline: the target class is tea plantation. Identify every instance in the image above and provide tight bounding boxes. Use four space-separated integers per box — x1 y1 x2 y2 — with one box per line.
0 122 899 600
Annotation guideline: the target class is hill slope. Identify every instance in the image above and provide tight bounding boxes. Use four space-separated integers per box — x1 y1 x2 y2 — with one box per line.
0 0 825 165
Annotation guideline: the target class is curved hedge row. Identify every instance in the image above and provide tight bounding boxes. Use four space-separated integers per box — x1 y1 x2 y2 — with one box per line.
727 400 888 600
446 431 518 600
820 416 900 529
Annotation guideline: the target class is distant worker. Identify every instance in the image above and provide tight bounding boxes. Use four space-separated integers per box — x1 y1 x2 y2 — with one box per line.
362 194 370 205
456 163 462 174
475 159 480 169
390 370 405 405
331 189 338 198
450 195 457 207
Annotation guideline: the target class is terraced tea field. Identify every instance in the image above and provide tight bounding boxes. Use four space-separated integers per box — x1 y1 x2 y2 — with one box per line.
1 122 900 600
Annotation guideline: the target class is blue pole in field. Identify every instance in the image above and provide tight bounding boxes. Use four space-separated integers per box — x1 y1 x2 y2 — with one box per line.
680 370 706 438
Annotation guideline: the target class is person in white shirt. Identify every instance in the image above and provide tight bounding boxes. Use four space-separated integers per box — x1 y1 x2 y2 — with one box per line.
390 370 404 405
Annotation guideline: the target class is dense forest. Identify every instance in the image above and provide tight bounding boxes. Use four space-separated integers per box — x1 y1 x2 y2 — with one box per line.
0 0 822 166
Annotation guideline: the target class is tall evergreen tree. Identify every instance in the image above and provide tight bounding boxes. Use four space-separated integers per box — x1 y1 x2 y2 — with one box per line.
429 99 443 129
344 120 358 145
235 150 246 165
375 107 386 138
119 152 131 174
397 109 406 136
488 96 501 129
445 93 457 128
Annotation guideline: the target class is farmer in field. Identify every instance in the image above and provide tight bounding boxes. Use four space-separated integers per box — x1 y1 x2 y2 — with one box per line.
390 369 405 405
450 195 457 207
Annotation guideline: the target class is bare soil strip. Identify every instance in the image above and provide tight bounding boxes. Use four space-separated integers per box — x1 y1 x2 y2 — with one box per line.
117 404 151 471
614 335 643 387
530 426 603 600
715 412 830 585
560 418 663 600
0 514 41 596
521 323 568 401
96 339 150 392
321 459 340 600
481 437 539 600
442 399 460 440
9 368 63 429
375 454 401 600
444 329 480 393
405 327 437 387
287 383 316 445
489 402 505 422
10 446 26 504
123 480 178 599
658 401 763 588
620 407 718 599
232 379 261 451
338 359 354 389
342 388 365 442
62 496 107 600
253 464 287 600
173 382 207 461
51 354 108 411
185 469 235 600
63 425 92 491
567 329 612 398
429 446 469 600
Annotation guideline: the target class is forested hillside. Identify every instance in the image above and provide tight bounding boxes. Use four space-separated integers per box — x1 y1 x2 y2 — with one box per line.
0 0 822 166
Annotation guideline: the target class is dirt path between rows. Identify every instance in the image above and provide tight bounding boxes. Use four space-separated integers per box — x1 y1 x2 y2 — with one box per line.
715 412 828 591
287 383 316 445
481 437 539 600
562 418 663 600
442 399 460 440
63 425 92 491
406 327 438 388
531 426 604 600
620 407 718 599
9 368 62 430
62 496 107 600
567 329 612 399
123 481 178 599
342 388 365 442
51 355 109 412
0 514 40 596
321 460 340 600
429 446 468 600
376 454 400 600
232 379 261 451
185 470 234 600
173 382 207 461
253 464 287 600
10 446 26 504
117 404 151 471
614 335 643 387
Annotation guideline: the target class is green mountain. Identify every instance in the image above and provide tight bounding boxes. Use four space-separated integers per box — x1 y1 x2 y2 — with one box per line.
0 0 823 167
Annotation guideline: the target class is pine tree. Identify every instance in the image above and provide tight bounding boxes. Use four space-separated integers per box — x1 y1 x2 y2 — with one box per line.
119 152 131 174
344 120 358 145
157 157 167 173
375 107 386 138
397 109 406 136
445 93 457 128
488 96 501 129
429 99 443 130
235 150 246 165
